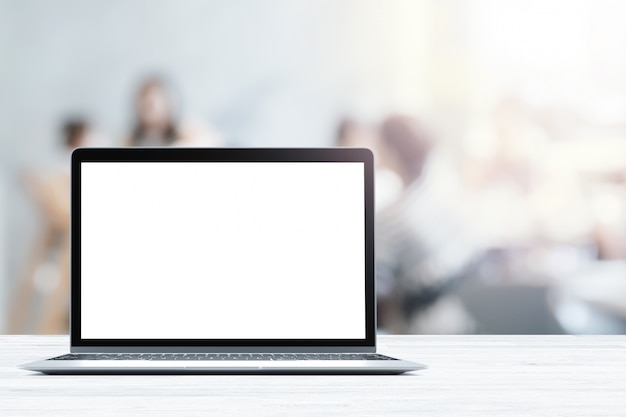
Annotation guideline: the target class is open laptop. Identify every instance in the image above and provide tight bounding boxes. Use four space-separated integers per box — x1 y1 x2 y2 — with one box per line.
21 147 425 374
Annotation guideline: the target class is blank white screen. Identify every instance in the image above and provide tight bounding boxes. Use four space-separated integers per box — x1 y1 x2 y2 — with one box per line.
80 162 365 339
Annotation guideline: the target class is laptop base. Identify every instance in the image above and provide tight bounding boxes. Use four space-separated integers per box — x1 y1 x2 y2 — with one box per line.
21 359 426 375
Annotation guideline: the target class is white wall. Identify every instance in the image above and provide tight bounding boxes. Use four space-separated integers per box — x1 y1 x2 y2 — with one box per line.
0 174 6 331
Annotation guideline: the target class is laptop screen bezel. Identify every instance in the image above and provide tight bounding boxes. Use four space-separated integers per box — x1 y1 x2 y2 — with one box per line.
70 147 376 352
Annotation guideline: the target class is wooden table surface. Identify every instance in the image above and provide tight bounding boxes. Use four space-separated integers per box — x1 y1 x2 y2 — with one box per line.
1 335 625 416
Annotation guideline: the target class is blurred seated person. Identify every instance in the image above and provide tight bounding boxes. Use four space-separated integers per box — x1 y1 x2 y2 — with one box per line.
128 77 221 147
588 172 626 260
335 117 403 211
8 119 92 334
335 117 379 149
375 115 479 334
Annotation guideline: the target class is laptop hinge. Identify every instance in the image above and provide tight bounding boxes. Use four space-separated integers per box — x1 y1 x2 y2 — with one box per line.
71 346 377 353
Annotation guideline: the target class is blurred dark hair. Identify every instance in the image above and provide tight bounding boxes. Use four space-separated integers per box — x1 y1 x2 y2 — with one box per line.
380 115 433 183
63 118 88 149
130 76 178 145
335 117 358 146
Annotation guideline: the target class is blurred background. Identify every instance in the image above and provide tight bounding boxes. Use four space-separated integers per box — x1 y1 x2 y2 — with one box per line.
1 0 626 335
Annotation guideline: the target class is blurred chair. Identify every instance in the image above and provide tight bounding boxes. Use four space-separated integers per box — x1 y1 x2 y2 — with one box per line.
7 119 89 334
8 171 71 334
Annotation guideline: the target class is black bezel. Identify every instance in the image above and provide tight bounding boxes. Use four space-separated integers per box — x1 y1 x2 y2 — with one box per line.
71 147 376 348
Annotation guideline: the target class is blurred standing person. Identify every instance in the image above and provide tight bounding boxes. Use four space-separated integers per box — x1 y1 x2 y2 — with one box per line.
8 119 92 334
375 115 479 334
128 77 221 147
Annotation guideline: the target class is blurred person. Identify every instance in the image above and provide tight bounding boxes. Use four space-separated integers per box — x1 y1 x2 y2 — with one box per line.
335 117 403 211
335 117 378 149
375 115 479 334
129 77 179 146
128 77 221 147
587 172 626 260
8 118 92 334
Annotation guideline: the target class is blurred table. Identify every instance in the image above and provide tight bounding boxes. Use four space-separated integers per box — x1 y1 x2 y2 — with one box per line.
2 335 625 416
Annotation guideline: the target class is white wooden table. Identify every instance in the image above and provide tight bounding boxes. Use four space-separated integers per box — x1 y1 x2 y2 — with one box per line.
1 335 625 416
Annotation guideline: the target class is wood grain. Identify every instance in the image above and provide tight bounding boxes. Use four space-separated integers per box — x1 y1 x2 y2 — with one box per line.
1 335 625 416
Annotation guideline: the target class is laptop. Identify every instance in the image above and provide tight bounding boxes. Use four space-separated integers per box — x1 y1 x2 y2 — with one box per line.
21 147 425 374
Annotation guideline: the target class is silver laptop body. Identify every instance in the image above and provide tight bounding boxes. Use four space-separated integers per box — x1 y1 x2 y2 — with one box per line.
21 148 425 374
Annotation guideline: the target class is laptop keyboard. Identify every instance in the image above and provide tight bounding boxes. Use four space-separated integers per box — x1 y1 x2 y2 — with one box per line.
49 353 397 361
